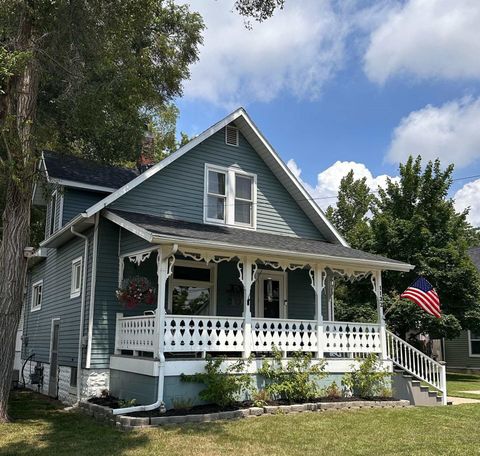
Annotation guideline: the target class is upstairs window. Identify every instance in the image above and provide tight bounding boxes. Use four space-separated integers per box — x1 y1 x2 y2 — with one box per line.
31 280 43 312
204 164 256 229
469 331 480 356
70 257 83 298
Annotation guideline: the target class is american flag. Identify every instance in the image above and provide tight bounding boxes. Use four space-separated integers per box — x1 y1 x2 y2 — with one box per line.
401 276 441 318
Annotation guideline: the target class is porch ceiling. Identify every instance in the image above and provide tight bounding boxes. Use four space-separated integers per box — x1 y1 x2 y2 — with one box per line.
105 209 414 272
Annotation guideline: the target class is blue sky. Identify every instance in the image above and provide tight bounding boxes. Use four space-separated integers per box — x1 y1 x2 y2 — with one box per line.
176 0 480 224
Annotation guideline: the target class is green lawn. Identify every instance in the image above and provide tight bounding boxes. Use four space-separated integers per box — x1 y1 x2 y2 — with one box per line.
447 372 480 399
2 390 480 456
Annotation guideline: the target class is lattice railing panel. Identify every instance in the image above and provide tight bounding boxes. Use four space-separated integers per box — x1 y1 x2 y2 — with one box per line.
164 316 245 352
251 318 317 352
115 315 156 353
323 321 381 354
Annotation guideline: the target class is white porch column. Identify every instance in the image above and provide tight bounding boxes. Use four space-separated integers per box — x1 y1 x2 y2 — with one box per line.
372 270 388 360
154 245 177 358
310 264 326 359
238 257 257 358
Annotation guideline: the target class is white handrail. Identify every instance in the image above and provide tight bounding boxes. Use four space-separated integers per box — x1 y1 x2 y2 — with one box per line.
386 330 447 405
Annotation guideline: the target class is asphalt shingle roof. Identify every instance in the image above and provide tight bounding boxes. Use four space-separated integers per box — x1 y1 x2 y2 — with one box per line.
109 209 409 267
43 151 137 190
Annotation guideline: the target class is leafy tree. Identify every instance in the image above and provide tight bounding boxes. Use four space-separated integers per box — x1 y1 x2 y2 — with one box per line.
327 156 480 342
0 0 203 422
234 0 285 26
371 156 480 334
326 170 374 251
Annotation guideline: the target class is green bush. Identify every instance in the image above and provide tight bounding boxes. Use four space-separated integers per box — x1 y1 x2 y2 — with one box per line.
251 389 271 407
342 353 391 398
259 347 327 403
324 381 342 399
181 356 252 408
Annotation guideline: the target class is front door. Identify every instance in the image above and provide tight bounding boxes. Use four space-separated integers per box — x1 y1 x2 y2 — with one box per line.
257 272 286 319
48 320 60 397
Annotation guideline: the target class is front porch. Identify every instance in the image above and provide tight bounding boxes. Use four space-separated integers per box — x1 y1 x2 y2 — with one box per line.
112 241 389 367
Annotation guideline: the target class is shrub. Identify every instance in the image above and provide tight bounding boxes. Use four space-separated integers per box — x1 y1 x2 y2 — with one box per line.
251 389 271 407
324 381 342 399
258 347 327 403
181 356 252 408
172 397 194 410
342 354 391 398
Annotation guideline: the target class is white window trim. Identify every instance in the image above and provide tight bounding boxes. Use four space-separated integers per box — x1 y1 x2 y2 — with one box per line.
468 330 480 357
70 256 83 299
225 125 239 147
31 279 44 312
167 259 217 315
203 163 257 230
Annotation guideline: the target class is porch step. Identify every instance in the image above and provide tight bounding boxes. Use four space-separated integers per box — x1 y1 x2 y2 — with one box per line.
392 370 444 406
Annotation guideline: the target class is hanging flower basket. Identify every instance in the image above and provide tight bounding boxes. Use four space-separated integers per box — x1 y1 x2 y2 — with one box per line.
116 276 156 309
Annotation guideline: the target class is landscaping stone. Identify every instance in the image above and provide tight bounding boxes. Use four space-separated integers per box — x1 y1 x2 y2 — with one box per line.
78 399 413 429
249 407 264 416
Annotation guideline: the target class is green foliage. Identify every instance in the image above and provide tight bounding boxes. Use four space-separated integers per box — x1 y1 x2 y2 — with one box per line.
327 170 374 251
118 398 136 408
234 0 285 25
342 354 391 399
251 389 271 407
326 156 480 339
258 347 326 403
323 381 342 399
181 356 252 408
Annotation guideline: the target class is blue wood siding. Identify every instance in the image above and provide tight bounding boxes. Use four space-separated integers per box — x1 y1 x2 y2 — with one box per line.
111 128 324 240
62 188 107 225
119 228 151 255
23 228 94 367
445 331 480 369
90 218 121 368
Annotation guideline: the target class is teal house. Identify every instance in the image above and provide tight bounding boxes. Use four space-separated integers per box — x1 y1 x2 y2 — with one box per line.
445 247 480 372
22 108 447 410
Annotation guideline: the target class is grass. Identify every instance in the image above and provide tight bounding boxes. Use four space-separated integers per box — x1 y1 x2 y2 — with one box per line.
2 390 480 456
447 372 480 399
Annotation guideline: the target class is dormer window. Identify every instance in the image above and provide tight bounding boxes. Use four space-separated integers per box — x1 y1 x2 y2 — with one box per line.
204 164 256 229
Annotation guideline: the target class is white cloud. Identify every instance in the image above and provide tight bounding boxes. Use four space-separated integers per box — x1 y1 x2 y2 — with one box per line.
387 97 480 168
454 179 480 227
364 0 480 84
287 159 395 210
182 0 347 106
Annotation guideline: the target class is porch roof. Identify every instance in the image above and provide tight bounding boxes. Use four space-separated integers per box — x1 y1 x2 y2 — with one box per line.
106 209 414 272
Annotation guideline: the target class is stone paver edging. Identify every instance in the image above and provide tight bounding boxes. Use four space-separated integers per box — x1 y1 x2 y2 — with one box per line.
79 400 410 431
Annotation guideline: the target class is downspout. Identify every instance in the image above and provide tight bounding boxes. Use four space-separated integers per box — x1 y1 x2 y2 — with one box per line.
71 226 89 403
112 243 178 416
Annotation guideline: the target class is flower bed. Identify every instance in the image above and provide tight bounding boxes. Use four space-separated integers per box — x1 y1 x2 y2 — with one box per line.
79 398 410 431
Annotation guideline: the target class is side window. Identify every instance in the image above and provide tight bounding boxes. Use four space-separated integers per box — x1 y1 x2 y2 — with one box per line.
46 189 63 237
70 257 83 298
31 280 43 312
469 331 480 356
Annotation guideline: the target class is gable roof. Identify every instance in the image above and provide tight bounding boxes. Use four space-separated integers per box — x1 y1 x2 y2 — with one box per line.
83 108 347 246
42 151 138 192
105 209 412 271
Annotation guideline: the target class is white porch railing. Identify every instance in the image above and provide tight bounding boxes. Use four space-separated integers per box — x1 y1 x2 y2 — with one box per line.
323 321 382 354
115 314 382 357
164 316 245 352
386 330 447 404
252 318 317 352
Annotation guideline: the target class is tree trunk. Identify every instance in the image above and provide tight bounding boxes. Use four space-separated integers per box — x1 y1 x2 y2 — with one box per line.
0 6 38 422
